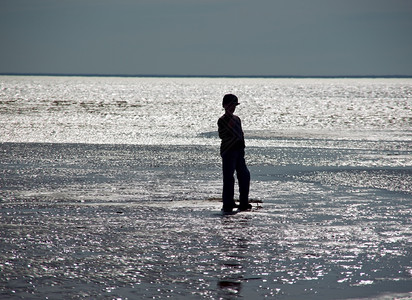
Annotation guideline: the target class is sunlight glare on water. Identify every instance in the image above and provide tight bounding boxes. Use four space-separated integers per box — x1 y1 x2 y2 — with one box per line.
0 76 411 299
0 76 411 145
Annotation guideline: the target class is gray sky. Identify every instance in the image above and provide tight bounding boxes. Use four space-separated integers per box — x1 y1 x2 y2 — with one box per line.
1 0 412 76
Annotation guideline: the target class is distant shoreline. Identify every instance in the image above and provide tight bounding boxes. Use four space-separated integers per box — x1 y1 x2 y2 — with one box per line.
1 73 412 79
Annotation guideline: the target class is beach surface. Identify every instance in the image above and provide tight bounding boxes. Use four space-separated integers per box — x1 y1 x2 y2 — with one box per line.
1 142 411 299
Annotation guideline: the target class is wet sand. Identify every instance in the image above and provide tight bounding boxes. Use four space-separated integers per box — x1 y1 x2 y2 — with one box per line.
1 142 411 299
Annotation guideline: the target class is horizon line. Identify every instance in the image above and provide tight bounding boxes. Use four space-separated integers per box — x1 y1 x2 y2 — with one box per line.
1 73 412 79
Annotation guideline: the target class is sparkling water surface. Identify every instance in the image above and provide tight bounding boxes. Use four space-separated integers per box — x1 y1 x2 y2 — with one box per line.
1 76 411 299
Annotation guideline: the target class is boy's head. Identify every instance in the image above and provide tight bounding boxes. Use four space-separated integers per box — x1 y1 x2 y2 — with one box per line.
222 94 239 108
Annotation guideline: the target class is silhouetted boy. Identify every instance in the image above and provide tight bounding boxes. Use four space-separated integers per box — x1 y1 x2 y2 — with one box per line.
218 94 251 212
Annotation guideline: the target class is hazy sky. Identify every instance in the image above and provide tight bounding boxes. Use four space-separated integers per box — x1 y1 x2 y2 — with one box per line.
1 0 412 76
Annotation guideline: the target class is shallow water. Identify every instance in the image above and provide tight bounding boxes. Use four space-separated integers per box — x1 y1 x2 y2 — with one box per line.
1 142 411 299
1 76 411 299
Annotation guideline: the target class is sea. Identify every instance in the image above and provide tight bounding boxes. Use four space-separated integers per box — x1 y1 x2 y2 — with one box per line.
0 75 411 299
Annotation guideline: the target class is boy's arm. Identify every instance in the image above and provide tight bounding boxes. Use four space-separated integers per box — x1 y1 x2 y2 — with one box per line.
218 118 225 139
218 117 233 140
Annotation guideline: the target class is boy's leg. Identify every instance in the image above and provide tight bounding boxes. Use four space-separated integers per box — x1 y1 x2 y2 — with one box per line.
236 154 250 208
222 152 237 211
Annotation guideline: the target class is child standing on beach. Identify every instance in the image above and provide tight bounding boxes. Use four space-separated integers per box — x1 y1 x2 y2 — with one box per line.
218 94 251 213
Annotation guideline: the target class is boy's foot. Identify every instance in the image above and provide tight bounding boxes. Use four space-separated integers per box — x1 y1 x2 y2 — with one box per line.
222 203 239 212
238 203 252 211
